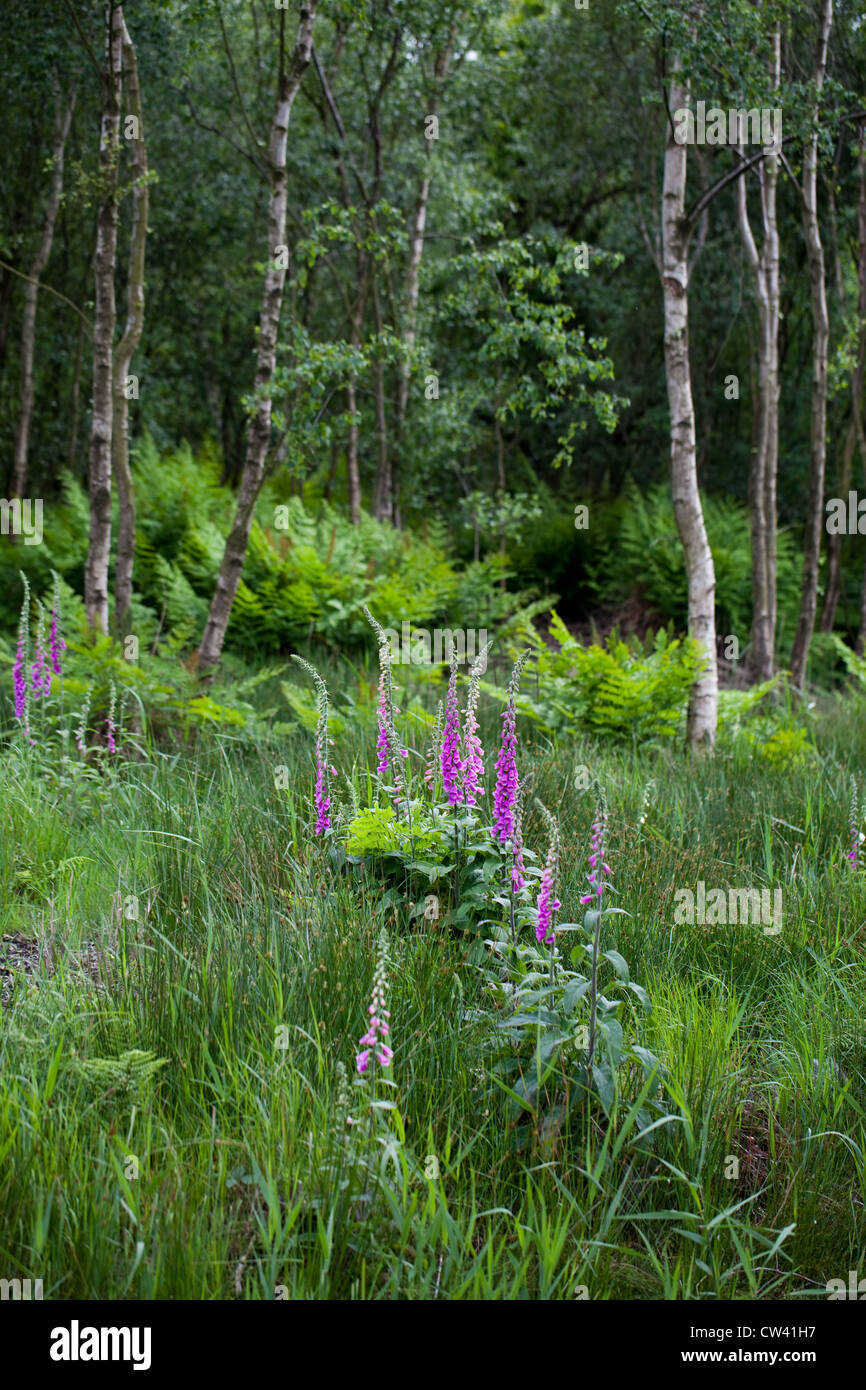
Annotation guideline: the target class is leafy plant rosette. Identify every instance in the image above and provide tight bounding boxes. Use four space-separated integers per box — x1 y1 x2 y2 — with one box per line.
476 793 665 1141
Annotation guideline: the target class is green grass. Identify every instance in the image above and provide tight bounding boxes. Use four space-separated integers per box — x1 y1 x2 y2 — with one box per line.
1 681 865 1300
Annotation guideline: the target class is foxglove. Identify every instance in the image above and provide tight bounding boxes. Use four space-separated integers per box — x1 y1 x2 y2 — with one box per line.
535 801 561 946
440 653 464 805
356 930 393 1074
492 650 530 843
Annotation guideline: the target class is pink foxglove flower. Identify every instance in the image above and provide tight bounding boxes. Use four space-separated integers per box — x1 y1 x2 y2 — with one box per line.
535 802 561 946
364 608 409 811
13 630 27 721
461 641 489 807
12 574 36 744
30 601 50 700
292 655 333 835
440 654 464 805
580 802 612 906
49 571 66 676
493 651 530 843
356 931 393 1074
376 672 390 776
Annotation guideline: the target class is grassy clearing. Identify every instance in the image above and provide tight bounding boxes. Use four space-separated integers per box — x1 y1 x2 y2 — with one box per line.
0 687 864 1300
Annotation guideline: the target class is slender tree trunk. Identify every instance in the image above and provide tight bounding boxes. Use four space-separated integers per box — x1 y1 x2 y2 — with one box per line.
323 433 339 501
735 31 780 681
822 417 856 631
345 269 367 526
11 82 75 499
392 24 458 523
828 127 866 635
790 0 833 689
84 3 123 634
113 13 148 634
853 130 866 653
661 62 718 748
67 318 85 472
371 279 391 522
197 2 318 673
495 407 507 589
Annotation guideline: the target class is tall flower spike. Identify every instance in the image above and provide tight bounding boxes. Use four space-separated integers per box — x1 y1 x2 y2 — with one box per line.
535 801 561 946
638 778 655 828
511 778 526 893
461 641 489 807
292 655 333 835
105 682 118 754
849 776 862 868
13 574 35 744
76 685 92 754
376 670 390 776
13 574 30 722
364 608 408 810
49 570 66 677
356 929 393 1074
30 600 49 700
492 650 530 843
440 650 464 805
425 700 443 793
580 792 611 906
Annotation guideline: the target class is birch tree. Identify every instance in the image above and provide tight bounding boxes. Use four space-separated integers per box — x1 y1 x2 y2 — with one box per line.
113 13 148 634
391 18 460 526
661 56 719 747
735 23 781 682
11 78 75 499
83 1 123 634
197 0 318 674
789 0 833 690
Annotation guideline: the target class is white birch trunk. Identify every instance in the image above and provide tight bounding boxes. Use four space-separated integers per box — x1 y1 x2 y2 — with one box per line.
197 2 318 672
662 62 718 747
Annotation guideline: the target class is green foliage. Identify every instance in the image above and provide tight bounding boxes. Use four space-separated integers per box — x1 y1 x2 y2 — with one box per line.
480 909 661 1129
73 1050 169 1104
493 610 705 742
585 482 803 643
